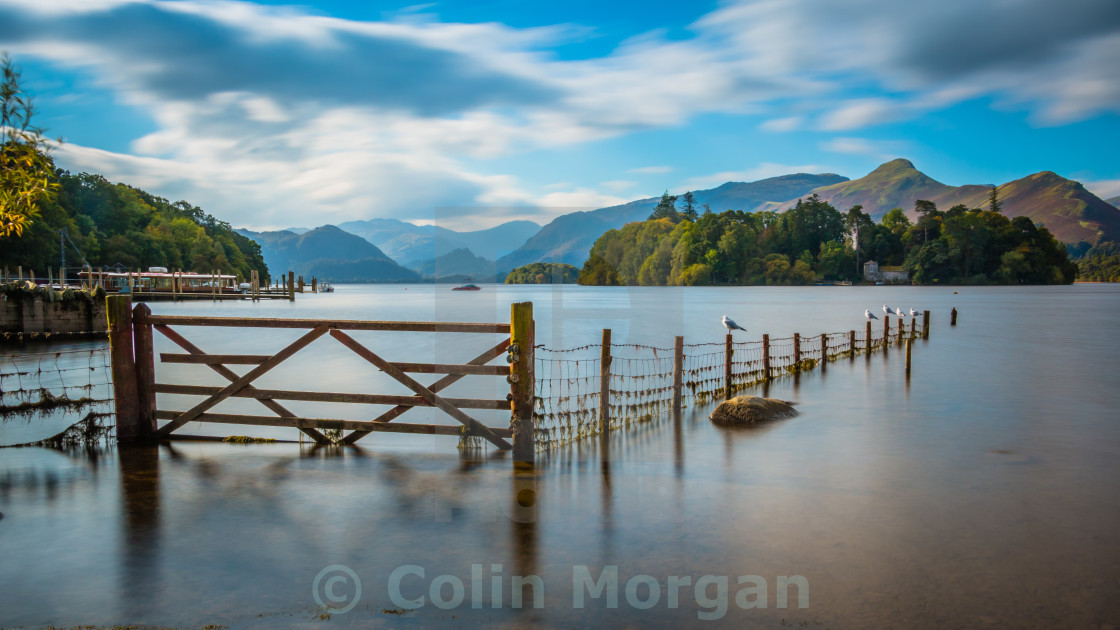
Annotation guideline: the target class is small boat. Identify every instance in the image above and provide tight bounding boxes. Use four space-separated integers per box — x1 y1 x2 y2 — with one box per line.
452 284 481 291
318 282 334 293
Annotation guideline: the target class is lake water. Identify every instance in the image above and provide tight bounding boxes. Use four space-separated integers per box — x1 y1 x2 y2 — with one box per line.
1 284 1119 628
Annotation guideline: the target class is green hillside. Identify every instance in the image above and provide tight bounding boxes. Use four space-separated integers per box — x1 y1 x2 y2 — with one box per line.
0 170 268 281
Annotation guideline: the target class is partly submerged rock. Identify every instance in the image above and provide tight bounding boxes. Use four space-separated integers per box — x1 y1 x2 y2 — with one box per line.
709 396 797 427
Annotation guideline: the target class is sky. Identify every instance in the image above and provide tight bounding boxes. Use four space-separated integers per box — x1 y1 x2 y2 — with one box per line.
1 0 1118 231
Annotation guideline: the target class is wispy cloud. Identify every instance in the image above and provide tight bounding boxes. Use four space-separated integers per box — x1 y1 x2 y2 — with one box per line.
820 137 907 160
628 166 673 175
759 116 803 132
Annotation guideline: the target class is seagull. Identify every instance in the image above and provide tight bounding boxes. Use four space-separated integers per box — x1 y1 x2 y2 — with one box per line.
865 309 879 320
896 307 905 318
722 315 746 332
909 308 918 317
882 305 895 316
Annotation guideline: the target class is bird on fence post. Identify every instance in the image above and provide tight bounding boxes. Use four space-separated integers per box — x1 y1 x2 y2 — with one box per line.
883 305 895 316
865 309 879 320
722 316 746 333
909 308 918 317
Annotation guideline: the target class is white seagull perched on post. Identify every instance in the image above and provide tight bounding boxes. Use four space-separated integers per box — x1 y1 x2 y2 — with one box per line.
909 308 918 317
896 307 904 318
865 309 879 320
722 315 746 333
882 305 895 316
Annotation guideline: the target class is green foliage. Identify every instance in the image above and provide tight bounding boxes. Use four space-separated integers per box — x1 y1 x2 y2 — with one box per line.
1074 241 1120 282
504 262 579 284
0 170 268 282
579 195 1077 286
1 54 58 238
648 191 680 222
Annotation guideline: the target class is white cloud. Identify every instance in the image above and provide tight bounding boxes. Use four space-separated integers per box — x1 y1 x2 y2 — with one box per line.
628 166 673 174
818 99 901 131
759 116 803 132
599 180 636 193
820 137 907 160
1085 179 1120 200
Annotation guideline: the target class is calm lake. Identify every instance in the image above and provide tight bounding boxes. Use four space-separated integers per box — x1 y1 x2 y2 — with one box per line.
2 283 1119 629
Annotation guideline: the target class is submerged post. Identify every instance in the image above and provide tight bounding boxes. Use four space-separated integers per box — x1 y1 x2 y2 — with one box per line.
951 307 958 326
312 277 317 293
599 329 612 436
922 310 931 338
107 295 142 442
672 335 684 411
821 333 828 363
910 317 916 339
132 303 157 439
793 332 801 367
865 321 873 355
510 302 535 465
905 338 913 377
288 271 295 302
884 316 891 347
849 330 856 360
762 334 771 380
724 333 733 400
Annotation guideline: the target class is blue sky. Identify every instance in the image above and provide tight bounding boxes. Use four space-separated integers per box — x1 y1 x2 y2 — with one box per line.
2 0 1118 230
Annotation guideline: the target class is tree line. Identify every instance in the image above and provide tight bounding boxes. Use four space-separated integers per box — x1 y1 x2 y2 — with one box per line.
579 193 1077 286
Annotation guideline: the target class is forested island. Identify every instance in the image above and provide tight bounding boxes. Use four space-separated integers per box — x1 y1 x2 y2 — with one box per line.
0 170 269 282
505 262 579 284
579 193 1077 286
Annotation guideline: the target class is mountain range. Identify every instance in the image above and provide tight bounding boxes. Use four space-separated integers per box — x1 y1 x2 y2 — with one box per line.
235 225 419 282
770 159 1120 245
334 218 540 266
238 160 1120 281
495 173 849 270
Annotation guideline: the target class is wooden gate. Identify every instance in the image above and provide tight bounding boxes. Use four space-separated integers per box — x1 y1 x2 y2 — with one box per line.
106 296 536 461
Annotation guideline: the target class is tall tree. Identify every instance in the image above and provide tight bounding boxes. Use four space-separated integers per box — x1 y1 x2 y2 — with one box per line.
680 191 698 221
1 54 58 238
988 185 1004 213
648 190 679 221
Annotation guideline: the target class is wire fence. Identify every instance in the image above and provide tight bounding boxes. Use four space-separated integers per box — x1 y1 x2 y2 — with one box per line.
0 344 115 417
534 318 925 451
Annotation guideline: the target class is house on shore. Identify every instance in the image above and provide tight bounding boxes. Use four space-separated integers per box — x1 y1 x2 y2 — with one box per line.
863 261 910 284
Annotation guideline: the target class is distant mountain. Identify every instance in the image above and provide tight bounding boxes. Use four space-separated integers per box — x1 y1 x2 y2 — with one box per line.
237 225 419 282
781 159 1120 245
335 218 540 264
1107 196 1120 208
408 248 497 282
497 172 848 270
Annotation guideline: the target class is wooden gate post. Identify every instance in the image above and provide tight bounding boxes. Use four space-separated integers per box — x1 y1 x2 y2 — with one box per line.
132 303 157 438
510 302 535 464
793 332 801 367
672 335 684 411
762 334 770 380
599 329 612 435
724 333 733 400
107 295 142 442
922 310 930 338
865 321 873 355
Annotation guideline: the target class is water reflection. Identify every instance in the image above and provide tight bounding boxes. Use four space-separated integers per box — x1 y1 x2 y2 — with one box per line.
119 446 160 622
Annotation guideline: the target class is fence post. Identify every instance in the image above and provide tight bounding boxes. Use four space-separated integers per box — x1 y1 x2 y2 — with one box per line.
898 316 905 345
923 310 930 338
673 335 683 411
107 295 142 442
762 334 770 380
910 317 916 339
724 333 733 400
905 338 913 377
599 329 612 436
951 307 958 326
865 321 873 355
793 332 801 368
884 317 891 348
849 330 856 360
821 333 828 363
132 303 157 438
288 271 295 302
312 277 317 293
510 302 535 465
